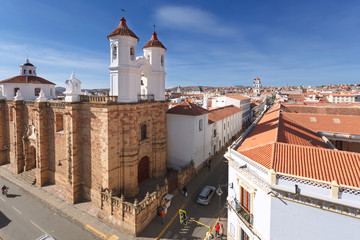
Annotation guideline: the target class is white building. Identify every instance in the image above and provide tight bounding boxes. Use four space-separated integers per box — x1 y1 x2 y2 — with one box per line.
108 17 166 103
211 95 251 123
327 93 360 103
225 104 360 240
167 102 242 170
0 59 56 100
253 77 261 96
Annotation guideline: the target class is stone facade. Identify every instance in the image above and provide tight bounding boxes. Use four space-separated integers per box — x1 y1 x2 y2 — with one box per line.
0 98 168 234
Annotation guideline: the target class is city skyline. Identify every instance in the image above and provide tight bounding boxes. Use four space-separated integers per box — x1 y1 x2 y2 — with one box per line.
1 0 360 89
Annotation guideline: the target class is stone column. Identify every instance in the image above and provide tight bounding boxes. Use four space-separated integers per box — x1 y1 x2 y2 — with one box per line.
0 99 7 165
65 104 82 204
14 100 25 174
35 102 49 186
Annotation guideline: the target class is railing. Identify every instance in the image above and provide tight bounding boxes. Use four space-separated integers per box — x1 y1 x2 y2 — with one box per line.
228 199 253 225
80 95 117 103
137 94 154 102
235 201 253 225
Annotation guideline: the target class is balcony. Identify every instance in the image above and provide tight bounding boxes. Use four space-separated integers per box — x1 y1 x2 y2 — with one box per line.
137 94 154 102
235 201 253 225
228 199 253 226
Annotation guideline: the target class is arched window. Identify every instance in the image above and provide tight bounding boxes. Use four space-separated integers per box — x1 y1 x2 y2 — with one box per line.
23 70 26 74
130 46 135 61
29 70 32 74
161 55 164 66
112 44 117 60
34 88 41 96
141 125 147 140
14 88 20 96
55 114 64 132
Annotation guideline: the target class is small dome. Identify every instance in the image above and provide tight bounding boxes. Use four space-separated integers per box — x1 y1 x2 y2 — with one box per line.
107 17 139 41
22 58 34 67
142 31 167 50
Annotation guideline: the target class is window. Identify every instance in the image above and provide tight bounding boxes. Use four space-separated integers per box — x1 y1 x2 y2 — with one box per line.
241 229 250 240
29 70 32 74
213 129 217 137
35 88 41 96
199 119 203 131
141 125 147 140
14 88 20 96
241 187 250 213
224 137 225 143
224 123 225 130
50 88 53 96
161 55 164 66
55 114 64 132
130 46 135 61
23 70 26 74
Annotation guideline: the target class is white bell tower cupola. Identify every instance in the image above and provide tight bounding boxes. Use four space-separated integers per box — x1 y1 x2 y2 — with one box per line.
142 27 167 101
19 58 37 76
253 77 262 96
108 15 139 103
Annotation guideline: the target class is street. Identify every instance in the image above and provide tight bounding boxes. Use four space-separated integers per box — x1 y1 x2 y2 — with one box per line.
139 149 229 239
0 176 99 240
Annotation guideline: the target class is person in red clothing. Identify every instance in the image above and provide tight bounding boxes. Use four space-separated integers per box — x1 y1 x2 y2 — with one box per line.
161 210 166 225
215 222 220 237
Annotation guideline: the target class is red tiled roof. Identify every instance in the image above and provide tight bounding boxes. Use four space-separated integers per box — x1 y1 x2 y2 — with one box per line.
142 32 166 50
107 17 139 41
166 102 208 116
273 143 360 188
226 95 251 101
0 75 55 85
208 105 242 124
284 113 360 135
237 104 360 188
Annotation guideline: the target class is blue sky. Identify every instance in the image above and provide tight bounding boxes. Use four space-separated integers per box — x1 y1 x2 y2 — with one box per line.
1 0 360 89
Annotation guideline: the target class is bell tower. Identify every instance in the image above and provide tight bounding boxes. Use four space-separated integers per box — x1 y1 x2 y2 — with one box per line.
142 26 167 101
108 15 140 103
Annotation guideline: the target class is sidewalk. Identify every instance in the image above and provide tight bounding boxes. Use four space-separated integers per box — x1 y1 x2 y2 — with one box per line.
139 147 229 239
0 165 136 240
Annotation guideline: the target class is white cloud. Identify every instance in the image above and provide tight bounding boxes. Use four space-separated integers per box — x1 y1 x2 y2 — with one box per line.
155 6 236 36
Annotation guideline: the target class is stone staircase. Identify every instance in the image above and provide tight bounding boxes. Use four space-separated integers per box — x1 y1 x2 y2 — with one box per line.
18 168 36 185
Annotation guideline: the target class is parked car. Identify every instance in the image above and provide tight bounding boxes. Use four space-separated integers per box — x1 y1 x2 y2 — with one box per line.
197 186 216 205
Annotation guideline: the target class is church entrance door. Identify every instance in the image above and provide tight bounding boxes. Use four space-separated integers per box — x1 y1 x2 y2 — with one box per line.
138 156 149 183
25 146 36 171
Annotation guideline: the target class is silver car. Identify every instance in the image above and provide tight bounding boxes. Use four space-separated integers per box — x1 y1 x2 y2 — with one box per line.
197 186 216 205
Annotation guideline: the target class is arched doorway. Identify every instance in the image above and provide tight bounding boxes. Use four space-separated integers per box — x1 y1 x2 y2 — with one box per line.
25 146 36 171
138 156 149 183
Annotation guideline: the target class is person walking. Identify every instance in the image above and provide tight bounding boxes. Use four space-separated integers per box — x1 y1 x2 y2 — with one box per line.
161 210 166 225
219 224 224 239
183 186 188 197
215 222 220 237
208 159 211 172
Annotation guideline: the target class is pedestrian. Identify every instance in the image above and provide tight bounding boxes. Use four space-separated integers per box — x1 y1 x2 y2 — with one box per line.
161 210 166 225
183 186 188 197
219 224 224 239
208 159 211 172
215 222 220 237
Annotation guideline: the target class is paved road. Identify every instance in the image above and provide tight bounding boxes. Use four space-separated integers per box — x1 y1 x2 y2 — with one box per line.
140 151 229 240
0 176 99 240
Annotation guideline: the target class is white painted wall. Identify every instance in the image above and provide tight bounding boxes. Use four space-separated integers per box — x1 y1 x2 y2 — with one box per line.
0 82 55 100
270 196 360 240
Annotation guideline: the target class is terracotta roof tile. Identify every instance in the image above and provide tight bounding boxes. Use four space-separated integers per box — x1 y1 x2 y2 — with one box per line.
226 95 251 101
284 113 360 135
166 102 208 116
107 17 139 41
142 32 166 50
208 105 242 124
0 75 55 85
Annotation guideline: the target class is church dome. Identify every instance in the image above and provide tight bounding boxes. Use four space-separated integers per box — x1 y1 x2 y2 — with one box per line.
142 31 167 50
107 17 139 41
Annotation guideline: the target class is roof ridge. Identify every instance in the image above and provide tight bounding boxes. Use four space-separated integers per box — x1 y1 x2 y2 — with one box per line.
239 142 275 152
276 142 360 156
